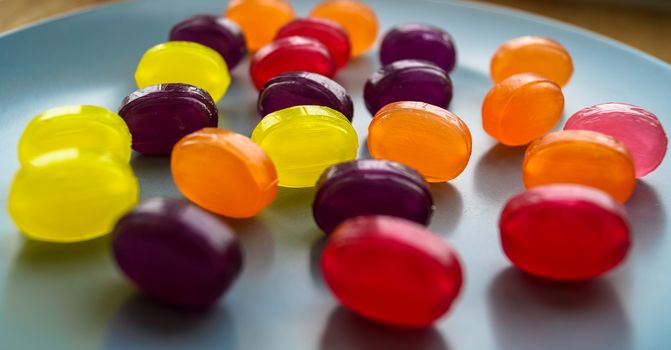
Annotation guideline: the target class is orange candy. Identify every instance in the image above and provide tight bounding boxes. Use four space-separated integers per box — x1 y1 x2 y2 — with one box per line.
482 73 564 146
491 36 573 87
310 0 378 57
368 101 472 182
226 0 295 52
171 128 278 218
523 130 636 203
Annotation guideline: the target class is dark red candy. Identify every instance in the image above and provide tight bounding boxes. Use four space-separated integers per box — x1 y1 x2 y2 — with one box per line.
500 184 630 280
321 216 463 327
363 59 453 115
169 14 247 70
275 17 351 69
380 24 457 73
313 159 433 233
112 198 243 308
257 72 353 120
250 36 336 90
118 83 218 155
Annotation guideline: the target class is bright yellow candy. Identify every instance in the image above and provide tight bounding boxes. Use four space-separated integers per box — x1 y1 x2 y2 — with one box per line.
251 105 358 188
135 41 231 102
18 105 131 165
8 149 139 242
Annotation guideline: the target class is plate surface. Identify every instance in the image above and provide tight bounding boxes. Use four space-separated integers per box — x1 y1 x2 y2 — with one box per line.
0 0 670 349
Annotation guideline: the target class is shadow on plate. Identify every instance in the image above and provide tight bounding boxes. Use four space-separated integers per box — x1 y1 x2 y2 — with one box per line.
309 235 328 289
130 154 181 198
220 216 275 282
429 182 463 235
626 180 666 250
474 143 526 203
319 306 450 350
488 267 631 350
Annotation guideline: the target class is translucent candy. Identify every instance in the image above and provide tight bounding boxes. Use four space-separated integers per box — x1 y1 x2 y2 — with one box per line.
368 101 471 182
8 149 139 242
135 41 230 102
225 0 295 51
18 105 131 165
564 102 667 177
500 184 630 280
310 0 378 57
491 36 573 86
482 73 564 146
321 216 463 327
112 198 242 308
380 23 456 73
276 17 351 69
251 105 358 188
523 130 636 202
171 128 278 218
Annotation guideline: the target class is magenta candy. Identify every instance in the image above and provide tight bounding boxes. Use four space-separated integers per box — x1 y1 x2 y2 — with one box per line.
564 102 667 177
257 72 353 120
380 23 457 73
118 84 218 155
169 14 247 69
112 198 243 308
313 159 433 234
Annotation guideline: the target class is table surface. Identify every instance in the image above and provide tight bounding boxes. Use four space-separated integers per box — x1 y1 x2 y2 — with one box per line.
1 0 670 63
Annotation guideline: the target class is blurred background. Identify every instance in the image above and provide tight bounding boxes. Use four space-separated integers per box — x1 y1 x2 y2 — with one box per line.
0 0 670 63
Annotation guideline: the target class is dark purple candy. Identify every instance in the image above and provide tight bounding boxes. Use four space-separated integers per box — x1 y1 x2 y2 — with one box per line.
112 198 243 308
313 159 434 234
257 71 354 121
118 83 218 155
380 24 457 73
363 59 453 115
169 14 247 69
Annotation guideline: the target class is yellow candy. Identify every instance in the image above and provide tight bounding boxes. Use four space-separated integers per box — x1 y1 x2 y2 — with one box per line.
135 41 231 102
8 149 139 242
18 105 131 165
251 105 358 188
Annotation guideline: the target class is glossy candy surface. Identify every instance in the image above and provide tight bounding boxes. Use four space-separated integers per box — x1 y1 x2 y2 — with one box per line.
523 130 636 202
313 159 434 234
8 149 139 242
169 14 247 70
112 198 243 308
135 41 230 102
275 18 351 69
500 184 630 280
321 216 463 327
368 101 471 182
257 72 353 120
380 23 457 73
251 105 358 188
491 36 573 86
310 0 378 57
171 128 278 218
564 102 668 177
250 36 336 90
18 105 131 164
225 0 295 51
482 73 564 146
119 84 218 155
364 59 453 115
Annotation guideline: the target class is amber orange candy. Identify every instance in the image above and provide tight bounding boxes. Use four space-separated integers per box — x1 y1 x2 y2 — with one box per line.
491 36 573 86
226 0 295 52
171 128 278 218
523 130 636 203
310 0 378 57
368 101 472 182
482 73 564 146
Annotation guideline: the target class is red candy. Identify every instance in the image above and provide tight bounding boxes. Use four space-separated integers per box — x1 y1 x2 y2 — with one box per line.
321 216 463 327
499 184 630 281
250 36 336 90
275 18 351 69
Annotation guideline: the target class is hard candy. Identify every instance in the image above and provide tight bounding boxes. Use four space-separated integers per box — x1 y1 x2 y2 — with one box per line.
275 17 350 69
491 36 573 86
310 0 378 57
380 23 456 73
225 0 295 51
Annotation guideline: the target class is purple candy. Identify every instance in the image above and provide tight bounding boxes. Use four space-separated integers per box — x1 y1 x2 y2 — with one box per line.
380 24 457 73
112 198 243 308
257 71 354 121
313 159 434 234
119 83 218 155
169 14 247 70
363 59 453 115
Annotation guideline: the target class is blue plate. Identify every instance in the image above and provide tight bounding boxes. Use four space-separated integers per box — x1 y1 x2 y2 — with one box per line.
0 0 669 349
